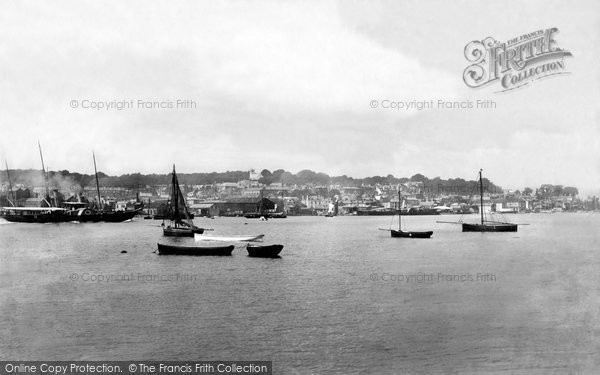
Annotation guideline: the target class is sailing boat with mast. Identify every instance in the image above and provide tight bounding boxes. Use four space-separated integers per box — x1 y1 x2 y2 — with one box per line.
163 164 204 237
391 191 433 238
380 191 433 238
461 169 518 232
270 186 287 218
244 188 270 219
74 152 138 223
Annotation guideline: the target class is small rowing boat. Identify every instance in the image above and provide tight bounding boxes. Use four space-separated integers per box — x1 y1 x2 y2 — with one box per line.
246 244 284 257
157 243 234 256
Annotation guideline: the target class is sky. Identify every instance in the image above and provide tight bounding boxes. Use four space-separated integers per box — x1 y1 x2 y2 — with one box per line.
0 0 598 195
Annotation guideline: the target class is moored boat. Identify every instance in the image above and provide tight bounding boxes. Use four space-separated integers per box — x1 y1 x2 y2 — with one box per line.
461 170 518 232
162 165 205 237
390 229 433 238
246 244 284 257
244 188 272 219
269 212 287 219
0 207 73 223
462 222 517 232
74 208 139 223
381 191 434 239
164 225 204 237
157 242 234 256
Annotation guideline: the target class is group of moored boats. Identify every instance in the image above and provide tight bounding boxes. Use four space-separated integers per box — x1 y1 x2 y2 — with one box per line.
156 165 284 257
1 150 139 224
2 162 518 252
156 242 284 257
380 170 520 238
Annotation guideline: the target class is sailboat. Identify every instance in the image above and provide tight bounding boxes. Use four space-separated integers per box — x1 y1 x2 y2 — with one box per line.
461 169 518 232
77 152 138 222
163 165 205 237
381 191 433 238
270 188 287 218
69 152 138 223
244 188 269 219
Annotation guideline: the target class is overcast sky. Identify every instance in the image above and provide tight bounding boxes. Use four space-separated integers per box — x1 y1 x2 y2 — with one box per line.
1 0 598 194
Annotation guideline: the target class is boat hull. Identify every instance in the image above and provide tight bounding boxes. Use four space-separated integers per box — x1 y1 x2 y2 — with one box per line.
163 227 205 237
0 213 73 223
157 243 234 256
0 209 138 223
244 213 269 219
462 223 518 232
77 211 138 223
269 212 287 219
195 234 264 242
390 229 433 238
246 244 284 257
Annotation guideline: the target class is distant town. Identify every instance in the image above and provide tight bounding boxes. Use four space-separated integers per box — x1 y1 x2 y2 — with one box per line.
1 168 598 217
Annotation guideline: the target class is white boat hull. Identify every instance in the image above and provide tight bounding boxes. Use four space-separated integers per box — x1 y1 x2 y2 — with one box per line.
194 234 264 242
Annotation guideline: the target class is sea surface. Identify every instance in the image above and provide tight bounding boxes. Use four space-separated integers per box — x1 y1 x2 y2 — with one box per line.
1 213 599 374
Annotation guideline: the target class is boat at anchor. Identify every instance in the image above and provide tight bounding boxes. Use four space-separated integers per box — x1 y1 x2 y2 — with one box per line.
162 165 205 237
380 191 433 238
461 170 518 232
157 242 234 256
246 244 284 257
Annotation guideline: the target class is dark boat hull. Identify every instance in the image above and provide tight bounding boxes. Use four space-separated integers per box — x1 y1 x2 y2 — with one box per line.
163 227 204 237
1 210 137 223
390 229 433 238
462 223 518 232
246 244 284 257
244 213 269 219
1 213 73 223
77 211 137 223
269 212 287 219
157 243 234 256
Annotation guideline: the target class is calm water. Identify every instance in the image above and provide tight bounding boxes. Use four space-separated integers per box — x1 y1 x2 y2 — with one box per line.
1 214 599 374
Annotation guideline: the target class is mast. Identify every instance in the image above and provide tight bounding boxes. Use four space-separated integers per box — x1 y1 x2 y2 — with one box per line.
93 152 102 211
38 141 49 198
479 169 484 225
398 190 402 230
5 161 14 206
281 178 285 213
171 164 179 220
259 188 264 215
37 141 52 207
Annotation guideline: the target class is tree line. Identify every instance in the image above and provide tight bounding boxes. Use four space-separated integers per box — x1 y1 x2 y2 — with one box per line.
0 168 579 197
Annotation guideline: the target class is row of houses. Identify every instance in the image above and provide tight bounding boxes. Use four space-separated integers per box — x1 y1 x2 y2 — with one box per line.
1 178 596 215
